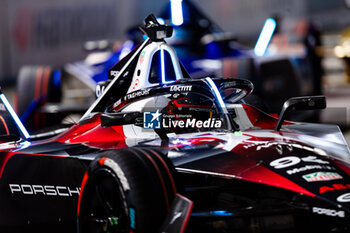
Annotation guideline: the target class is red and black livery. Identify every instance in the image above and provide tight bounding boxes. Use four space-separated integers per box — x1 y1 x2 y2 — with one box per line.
0 15 349 233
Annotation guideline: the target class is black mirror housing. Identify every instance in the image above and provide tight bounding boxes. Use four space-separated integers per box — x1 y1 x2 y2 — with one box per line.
275 96 326 131
283 96 326 111
101 112 142 127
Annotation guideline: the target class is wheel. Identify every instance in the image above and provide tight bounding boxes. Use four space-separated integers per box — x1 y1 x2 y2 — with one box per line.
78 148 177 233
16 66 61 131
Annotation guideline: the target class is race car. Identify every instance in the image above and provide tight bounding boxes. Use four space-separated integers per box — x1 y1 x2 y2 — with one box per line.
1 15 350 233
16 0 318 132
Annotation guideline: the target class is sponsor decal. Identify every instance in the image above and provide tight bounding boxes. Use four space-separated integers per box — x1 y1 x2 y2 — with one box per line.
132 78 139 90
270 156 300 169
139 51 145 64
221 81 238 89
96 84 106 98
129 208 136 229
113 99 122 108
337 193 350 202
319 184 350 194
110 70 119 77
103 158 130 191
170 85 192 92
312 207 345 218
143 110 162 129
9 184 80 197
270 156 329 170
126 89 150 100
303 172 342 182
287 165 335 175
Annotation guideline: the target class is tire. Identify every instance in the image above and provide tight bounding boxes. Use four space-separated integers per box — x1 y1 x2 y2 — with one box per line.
16 66 62 131
78 148 177 233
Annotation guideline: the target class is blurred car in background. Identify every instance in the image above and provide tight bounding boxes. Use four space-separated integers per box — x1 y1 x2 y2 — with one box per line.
16 0 321 132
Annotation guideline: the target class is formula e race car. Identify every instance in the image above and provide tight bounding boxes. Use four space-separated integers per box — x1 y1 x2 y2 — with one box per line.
1 15 350 233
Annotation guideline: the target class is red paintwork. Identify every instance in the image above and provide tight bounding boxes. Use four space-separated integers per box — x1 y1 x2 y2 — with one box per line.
178 139 315 197
142 150 171 211
77 172 89 216
98 157 107 165
237 164 315 197
65 125 126 144
332 159 350 176
49 106 318 198
152 150 177 195
0 153 14 178
242 104 293 129
319 184 350 194
0 116 9 135
0 97 338 202
0 151 67 179
56 114 127 148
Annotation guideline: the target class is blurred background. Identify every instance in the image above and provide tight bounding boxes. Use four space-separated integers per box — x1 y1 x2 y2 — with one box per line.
0 0 349 142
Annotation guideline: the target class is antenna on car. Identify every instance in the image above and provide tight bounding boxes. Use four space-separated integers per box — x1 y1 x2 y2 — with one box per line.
139 14 173 41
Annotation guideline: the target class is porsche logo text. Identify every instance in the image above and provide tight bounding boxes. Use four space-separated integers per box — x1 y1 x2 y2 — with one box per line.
9 184 81 197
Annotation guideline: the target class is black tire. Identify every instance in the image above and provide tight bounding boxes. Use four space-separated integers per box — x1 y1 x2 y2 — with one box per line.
16 66 62 131
78 148 177 233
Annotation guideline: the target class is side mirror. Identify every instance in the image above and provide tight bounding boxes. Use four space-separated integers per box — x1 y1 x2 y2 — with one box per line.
101 112 142 127
275 95 326 131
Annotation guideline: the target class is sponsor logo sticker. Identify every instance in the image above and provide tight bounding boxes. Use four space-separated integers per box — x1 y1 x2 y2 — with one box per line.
126 89 150 100
9 184 80 197
170 85 192 92
303 172 342 182
270 156 329 170
286 165 335 175
337 193 350 202
110 70 119 77
103 158 130 191
132 78 139 90
312 207 345 218
319 184 350 194
129 208 136 229
139 51 145 63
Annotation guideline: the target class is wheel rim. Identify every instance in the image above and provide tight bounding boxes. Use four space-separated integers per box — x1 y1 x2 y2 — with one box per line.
79 168 129 233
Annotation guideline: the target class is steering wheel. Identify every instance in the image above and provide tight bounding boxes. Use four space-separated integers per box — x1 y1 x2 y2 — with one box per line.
212 78 254 103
